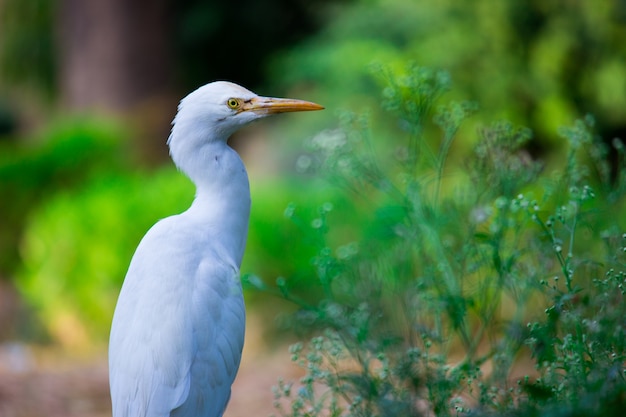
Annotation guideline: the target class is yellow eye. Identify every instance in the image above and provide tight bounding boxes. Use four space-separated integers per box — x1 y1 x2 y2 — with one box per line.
227 98 241 109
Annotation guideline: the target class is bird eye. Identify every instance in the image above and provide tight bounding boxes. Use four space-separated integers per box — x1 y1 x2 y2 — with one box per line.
227 98 241 109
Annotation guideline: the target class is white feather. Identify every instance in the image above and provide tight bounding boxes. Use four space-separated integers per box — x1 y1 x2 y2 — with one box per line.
110 82 253 417
109 81 321 417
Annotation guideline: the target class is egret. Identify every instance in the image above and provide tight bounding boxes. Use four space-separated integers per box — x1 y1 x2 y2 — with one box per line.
109 81 323 417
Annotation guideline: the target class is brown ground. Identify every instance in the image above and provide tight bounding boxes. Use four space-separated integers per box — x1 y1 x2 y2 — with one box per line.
0 318 301 417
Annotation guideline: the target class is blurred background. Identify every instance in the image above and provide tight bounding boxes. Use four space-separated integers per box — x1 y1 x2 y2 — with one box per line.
0 0 625 416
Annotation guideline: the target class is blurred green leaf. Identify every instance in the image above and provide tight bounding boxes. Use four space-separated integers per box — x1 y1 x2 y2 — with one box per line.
16 168 194 347
0 117 126 274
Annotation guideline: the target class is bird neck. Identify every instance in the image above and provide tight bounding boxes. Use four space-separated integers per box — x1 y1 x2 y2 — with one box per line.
182 142 251 268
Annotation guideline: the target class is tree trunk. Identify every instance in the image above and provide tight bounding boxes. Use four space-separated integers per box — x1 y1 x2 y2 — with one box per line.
57 0 177 163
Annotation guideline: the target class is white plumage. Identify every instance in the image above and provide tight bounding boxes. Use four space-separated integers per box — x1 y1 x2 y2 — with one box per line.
109 81 322 417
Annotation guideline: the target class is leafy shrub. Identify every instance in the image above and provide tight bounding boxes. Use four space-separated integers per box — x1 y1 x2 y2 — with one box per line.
16 169 194 347
16 166 352 348
268 0 626 154
258 66 626 416
0 117 125 275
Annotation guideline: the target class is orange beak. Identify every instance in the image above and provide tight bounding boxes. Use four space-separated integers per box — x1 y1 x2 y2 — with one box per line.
242 96 324 115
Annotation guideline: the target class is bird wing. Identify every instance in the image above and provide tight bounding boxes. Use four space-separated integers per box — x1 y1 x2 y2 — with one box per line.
172 252 246 417
109 217 245 417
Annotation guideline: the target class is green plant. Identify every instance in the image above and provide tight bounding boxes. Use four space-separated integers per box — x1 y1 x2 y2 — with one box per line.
254 65 626 416
15 165 354 348
268 0 626 157
0 117 126 275
16 168 194 348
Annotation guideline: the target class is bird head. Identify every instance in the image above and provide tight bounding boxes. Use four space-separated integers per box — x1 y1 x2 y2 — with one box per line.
168 81 323 147
167 82 323 180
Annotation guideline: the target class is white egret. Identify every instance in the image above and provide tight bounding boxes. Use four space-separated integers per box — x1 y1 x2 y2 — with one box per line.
109 81 323 417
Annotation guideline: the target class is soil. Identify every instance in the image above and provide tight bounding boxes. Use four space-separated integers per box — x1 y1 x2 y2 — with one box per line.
0 325 301 417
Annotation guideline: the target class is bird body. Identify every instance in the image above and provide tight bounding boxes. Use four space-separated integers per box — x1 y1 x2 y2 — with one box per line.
109 82 322 417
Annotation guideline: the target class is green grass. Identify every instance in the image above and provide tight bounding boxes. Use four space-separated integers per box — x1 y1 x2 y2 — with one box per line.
254 65 626 417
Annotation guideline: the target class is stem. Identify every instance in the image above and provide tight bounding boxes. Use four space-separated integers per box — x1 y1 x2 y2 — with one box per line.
565 207 578 292
434 126 458 204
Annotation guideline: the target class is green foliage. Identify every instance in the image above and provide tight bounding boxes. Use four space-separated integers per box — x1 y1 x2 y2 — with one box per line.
0 0 56 95
244 180 361 306
15 160 357 347
262 66 626 416
268 0 626 151
0 117 125 275
16 168 194 347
